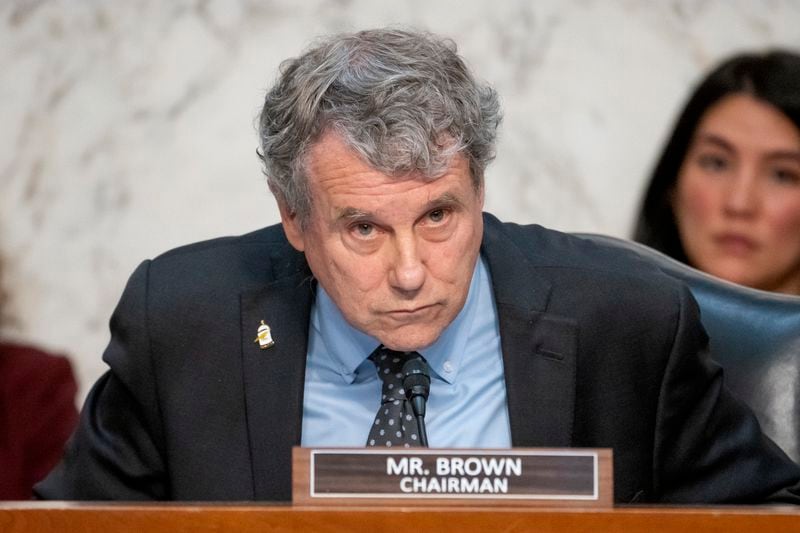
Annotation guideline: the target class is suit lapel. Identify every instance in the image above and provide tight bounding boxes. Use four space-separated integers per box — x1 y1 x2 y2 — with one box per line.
240 271 313 501
482 215 578 448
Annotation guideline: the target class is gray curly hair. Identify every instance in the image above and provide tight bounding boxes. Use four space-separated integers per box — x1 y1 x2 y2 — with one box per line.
257 28 502 224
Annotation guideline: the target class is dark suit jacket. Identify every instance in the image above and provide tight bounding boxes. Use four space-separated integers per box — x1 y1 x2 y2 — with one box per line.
35 214 800 503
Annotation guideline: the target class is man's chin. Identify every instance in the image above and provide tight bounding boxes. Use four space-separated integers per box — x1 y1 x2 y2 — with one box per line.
376 325 444 353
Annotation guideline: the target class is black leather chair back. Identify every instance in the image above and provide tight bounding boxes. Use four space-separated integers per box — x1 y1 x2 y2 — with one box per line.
577 233 800 463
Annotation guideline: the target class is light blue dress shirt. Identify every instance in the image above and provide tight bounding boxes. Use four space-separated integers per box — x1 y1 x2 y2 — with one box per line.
301 256 511 448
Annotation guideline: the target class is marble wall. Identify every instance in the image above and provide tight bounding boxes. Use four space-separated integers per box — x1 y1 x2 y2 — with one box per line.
2 0 799 400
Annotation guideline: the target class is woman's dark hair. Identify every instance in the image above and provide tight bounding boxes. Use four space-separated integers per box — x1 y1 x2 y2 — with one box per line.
632 50 800 261
0 255 7 328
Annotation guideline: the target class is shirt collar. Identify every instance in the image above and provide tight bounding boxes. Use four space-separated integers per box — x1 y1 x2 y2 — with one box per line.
313 286 379 384
312 256 486 385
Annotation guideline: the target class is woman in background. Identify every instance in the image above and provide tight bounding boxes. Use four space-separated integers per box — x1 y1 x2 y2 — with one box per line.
633 50 800 295
0 257 79 499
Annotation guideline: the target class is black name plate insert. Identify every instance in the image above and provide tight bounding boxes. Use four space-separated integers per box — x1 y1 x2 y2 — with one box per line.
308 449 602 501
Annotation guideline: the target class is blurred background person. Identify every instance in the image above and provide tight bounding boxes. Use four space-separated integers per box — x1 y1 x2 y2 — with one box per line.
633 50 800 295
0 255 79 500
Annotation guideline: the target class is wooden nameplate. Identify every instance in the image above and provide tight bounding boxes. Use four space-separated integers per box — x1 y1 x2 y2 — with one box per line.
292 447 613 507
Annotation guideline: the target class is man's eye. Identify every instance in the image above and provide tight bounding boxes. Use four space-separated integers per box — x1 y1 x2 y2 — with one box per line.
354 223 374 236
428 209 446 222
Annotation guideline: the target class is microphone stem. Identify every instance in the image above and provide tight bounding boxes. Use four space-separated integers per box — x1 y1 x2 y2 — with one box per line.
410 395 429 447
415 413 429 447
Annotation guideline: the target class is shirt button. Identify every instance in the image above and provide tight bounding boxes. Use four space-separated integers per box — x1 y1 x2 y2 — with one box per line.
443 361 454 373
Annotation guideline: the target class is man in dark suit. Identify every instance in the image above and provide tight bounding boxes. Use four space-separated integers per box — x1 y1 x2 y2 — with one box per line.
36 28 800 503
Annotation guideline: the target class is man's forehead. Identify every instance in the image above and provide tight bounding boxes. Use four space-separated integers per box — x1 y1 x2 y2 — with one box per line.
306 134 468 187
333 191 466 221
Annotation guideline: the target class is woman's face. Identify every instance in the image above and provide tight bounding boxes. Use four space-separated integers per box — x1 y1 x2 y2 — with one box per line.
673 93 800 295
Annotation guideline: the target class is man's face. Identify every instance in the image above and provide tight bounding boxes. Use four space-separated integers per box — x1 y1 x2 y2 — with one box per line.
279 132 485 351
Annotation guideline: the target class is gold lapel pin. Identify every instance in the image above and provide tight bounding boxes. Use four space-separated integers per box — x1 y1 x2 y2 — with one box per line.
254 320 275 349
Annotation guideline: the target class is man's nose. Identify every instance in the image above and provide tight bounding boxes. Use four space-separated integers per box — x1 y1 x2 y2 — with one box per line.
388 233 426 294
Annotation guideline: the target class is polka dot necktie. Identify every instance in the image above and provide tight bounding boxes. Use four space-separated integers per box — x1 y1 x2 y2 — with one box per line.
366 347 425 448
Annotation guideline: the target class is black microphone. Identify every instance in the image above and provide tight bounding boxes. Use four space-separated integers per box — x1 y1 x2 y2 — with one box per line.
402 356 430 447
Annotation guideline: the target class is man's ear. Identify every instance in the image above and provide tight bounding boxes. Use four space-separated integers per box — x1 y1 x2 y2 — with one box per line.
277 201 305 252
